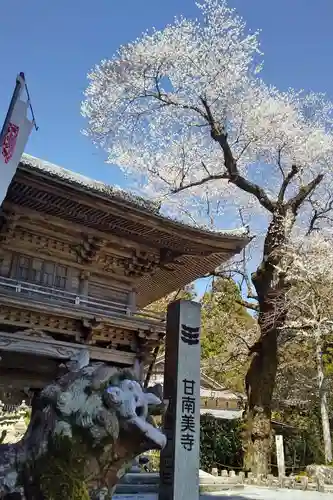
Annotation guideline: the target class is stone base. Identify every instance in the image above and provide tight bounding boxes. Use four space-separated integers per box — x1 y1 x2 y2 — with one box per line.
306 464 333 485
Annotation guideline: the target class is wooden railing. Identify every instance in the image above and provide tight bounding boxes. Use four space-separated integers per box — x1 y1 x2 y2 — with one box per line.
0 276 165 324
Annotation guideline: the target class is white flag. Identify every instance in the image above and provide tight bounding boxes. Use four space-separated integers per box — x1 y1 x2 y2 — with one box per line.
0 98 33 205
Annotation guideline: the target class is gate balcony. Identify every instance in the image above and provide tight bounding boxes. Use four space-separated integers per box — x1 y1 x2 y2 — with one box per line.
0 276 165 327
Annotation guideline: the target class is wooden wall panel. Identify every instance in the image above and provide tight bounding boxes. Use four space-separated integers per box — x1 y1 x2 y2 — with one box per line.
0 251 13 278
68 268 80 294
88 281 129 304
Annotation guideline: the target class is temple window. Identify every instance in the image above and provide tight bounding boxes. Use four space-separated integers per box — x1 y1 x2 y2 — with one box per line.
17 256 29 280
31 259 43 283
14 254 68 290
42 262 55 287
55 265 67 289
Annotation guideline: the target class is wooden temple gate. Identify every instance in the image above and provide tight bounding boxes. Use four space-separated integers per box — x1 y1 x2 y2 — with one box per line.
0 154 249 406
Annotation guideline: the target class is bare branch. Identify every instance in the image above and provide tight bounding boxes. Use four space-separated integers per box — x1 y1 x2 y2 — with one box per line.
235 297 259 312
231 331 253 350
201 161 212 176
144 89 207 120
171 172 228 194
227 269 258 300
278 163 299 203
288 173 324 214
306 194 333 235
276 146 285 180
197 96 276 213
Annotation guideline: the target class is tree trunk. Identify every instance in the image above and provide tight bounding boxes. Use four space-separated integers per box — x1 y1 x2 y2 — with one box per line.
315 332 333 464
243 209 291 476
244 328 278 476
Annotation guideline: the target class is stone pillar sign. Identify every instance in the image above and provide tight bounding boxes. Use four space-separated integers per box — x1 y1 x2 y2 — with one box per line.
159 300 201 500
275 434 285 478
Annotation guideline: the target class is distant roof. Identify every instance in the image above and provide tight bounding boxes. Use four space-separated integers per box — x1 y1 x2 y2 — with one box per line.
19 154 250 241
200 409 242 420
151 353 223 390
151 354 243 396
200 388 240 401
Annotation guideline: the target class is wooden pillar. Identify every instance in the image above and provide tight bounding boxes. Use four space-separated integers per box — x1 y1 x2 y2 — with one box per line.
159 300 201 500
79 271 90 296
128 289 136 315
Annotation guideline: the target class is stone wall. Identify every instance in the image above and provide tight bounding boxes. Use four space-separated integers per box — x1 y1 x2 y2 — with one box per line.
306 465 333 486
209 468 333 493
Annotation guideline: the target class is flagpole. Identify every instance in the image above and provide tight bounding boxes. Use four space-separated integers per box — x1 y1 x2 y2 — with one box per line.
0 72 25 149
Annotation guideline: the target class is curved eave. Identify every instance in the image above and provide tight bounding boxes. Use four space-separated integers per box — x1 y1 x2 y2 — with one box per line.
136 251 242 307
15 157 251 254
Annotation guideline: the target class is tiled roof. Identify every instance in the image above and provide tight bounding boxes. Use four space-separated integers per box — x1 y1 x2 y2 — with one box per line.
20 154 160 213
19 154 250 241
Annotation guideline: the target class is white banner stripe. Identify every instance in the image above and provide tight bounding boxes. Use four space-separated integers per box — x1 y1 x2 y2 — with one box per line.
0 99 33 205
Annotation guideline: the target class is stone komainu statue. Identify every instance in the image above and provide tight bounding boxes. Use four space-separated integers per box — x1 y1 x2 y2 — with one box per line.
0 354 166 499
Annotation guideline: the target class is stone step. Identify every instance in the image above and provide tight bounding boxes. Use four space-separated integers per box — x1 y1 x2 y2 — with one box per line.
116 471 243 495
119 473 160 485
119 471 238 486
115 482 243 494
115 484 159 494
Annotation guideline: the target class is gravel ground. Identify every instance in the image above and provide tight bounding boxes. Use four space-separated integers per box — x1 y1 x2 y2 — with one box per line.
113 488 331 500
202 487 331 499
113 486 333 500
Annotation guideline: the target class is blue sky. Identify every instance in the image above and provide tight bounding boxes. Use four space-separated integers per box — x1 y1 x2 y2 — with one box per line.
0 0 332 297
1 0 332 186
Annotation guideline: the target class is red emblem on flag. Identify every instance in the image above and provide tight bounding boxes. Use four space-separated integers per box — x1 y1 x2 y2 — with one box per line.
1 123 19 164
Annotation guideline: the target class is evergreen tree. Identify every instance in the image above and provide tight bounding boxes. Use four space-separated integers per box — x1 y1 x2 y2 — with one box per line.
144 284 196 315
201 278 258 392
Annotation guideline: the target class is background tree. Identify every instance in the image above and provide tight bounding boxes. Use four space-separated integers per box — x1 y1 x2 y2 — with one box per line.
145 277 257 393
273 337 317 408
143 285 196 387
82 0 333 473
275 233 333 463
201 277 258 392
200 415 243 473
272 334 328 467
144 284 196 316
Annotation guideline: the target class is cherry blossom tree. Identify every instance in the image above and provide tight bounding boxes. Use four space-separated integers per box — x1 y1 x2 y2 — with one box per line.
277 233 333 463
82 0 333 474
